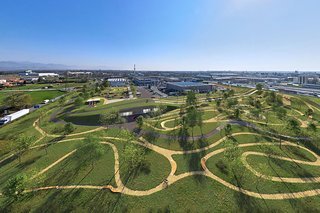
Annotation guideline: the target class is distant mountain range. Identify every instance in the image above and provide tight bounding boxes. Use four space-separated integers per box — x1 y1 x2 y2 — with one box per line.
0 61 74 71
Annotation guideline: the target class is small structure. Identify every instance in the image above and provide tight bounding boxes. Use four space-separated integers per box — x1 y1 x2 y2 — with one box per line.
85 98 101 107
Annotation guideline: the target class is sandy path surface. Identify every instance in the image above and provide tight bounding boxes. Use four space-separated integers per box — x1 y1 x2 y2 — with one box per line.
8 132 317 200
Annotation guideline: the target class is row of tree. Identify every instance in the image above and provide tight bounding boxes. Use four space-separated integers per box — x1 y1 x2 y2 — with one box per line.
4 93 32 110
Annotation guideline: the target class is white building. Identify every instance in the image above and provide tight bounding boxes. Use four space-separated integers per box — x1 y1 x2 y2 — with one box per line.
19 70 59 81
67 71 93 77
38 73 59 77
107 78 127 87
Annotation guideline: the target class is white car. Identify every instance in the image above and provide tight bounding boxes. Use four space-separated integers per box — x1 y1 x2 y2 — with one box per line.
42 99 50 104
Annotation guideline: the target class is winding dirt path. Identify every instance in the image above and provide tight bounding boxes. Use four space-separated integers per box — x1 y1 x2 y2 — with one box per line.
3 89 320 201
31 149 77 179
9 132 318 200
241 151 320 183
33 117 106 138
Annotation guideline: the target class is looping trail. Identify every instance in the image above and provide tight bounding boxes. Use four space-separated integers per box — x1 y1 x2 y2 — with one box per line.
13 132 319 200
33 116 106 139
2 89 320 200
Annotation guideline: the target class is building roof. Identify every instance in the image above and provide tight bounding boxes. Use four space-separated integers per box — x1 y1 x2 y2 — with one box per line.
86 98 101 102
107 78 127 82
168 82 207 87
38 73 59 76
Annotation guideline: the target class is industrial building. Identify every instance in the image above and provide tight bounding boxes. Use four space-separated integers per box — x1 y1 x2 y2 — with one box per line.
107 78 127 87
298 76 308 85
166 82 213 93
67 71 93 77
19 70 59 81
133 77 158 86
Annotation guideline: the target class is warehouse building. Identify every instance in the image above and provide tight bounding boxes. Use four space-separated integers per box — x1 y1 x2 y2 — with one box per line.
107 78 127 87
166 82 213 93
133 77 158 86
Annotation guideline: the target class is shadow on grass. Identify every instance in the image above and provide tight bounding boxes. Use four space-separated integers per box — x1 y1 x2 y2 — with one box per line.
0 154 18 168
234 191 262 213
16 155 42 170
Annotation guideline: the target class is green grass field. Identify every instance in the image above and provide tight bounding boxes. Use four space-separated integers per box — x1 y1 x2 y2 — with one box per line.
1 87 320 212
2 83 85 90
0 90 65 105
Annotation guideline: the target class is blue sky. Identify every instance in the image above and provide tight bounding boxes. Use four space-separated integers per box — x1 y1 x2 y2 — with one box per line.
0 0 319 71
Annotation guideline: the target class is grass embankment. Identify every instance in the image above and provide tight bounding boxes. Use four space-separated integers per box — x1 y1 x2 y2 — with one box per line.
0 90 65 105
2 83 85 91
64 99 177 126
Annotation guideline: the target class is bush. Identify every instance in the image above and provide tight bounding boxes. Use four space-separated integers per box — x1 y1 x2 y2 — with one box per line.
51 126 64 134
64 122 76 134
74 97 84 106
99 110 124 125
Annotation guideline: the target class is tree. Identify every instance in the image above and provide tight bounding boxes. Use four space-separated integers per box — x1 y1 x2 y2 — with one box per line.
136 116 144 130
58 96 66 105
275 106 287 119
103 80 110 88
95 87 101 94
223 139 241 179
305 108 314 117
254 100 262 109
256 83 263 95
74 97 84 106
223 92 229 100
123 143 146 170
216 99 222 107
251 108 261 119
186 106 198 141
130 84 136 96
224 124 232 137
4 93 32 110
196 110 204 136
99 109 124 125
266 91 283 106
16 135 33 163
64 122 76 135
227 98 238 108
287 119 300 133
2 174 27 201
83 92 90 99
308 122 317 133
224 140 239 162
206 92 211 101
233 108 240 119
276 95 283 106
228 89 235 97
159 105 167 115
248 96 255 106
186 91 197 106
78 135 105 170
82 84 88 93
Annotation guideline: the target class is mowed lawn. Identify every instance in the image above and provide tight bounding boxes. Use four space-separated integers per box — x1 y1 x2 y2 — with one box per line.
0 90 65 105
2 83 86 90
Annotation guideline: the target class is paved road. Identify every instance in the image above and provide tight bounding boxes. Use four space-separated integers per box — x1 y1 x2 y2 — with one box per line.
137 86 156 98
